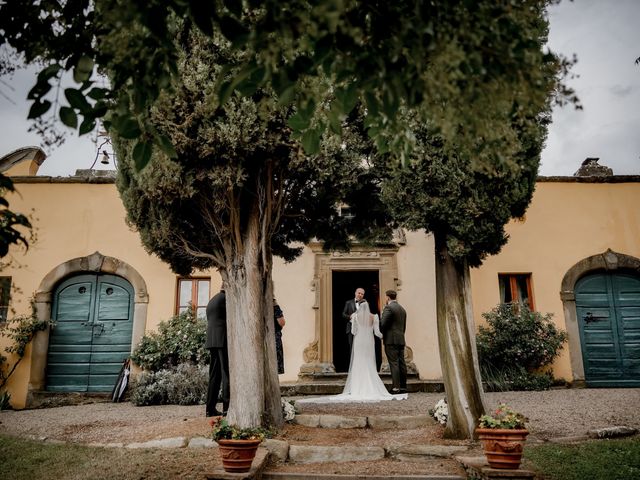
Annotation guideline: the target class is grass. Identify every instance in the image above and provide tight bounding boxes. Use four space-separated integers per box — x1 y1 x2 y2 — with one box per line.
525 436 640 480
0 434 218 480
3 432 640 479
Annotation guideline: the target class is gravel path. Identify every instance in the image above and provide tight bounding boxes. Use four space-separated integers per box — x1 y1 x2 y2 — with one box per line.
0 388 638 444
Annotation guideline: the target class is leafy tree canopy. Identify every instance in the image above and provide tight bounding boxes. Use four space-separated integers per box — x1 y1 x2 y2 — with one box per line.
380 107 545 267
116 25 391 275
0 0 574 171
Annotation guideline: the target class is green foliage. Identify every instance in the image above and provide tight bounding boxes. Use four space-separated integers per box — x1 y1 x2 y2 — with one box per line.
0 1 575 172
0 174 32 257
526 438 640 480
129 363 207 406
130 309 207 371
0 307 50 393
115 26 391 276
477 303 567 391
209 417 271 441
481 364 554 393
380 99 546 267
478 404 527 430
477 303 568 371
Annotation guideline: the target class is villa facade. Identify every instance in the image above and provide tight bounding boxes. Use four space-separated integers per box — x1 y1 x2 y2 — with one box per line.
1 147 638 408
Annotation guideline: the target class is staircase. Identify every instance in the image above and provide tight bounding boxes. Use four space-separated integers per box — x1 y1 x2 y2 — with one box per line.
280 372 444 396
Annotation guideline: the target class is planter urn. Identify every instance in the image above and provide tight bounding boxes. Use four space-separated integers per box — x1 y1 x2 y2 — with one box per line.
475 428 529 469
216 438 262 473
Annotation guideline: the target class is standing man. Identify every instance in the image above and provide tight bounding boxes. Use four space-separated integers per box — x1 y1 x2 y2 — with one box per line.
342 287 365 352
205 288 230 416
380 289 407 394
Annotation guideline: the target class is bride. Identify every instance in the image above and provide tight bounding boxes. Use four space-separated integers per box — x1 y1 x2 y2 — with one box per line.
300 300 407 403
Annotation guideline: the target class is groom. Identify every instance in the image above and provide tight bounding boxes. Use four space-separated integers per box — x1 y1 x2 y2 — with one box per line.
380 289 407 394
342 287 365 351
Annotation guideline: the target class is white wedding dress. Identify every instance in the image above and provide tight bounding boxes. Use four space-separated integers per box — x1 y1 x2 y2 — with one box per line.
299 301 407 403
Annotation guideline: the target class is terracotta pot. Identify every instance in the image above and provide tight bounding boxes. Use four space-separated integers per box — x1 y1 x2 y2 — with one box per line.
475 428 529 469
216 438 262 473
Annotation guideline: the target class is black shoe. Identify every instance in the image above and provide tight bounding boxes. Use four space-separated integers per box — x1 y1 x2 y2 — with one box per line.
399 388 408 394
222 410 228 417
206 409 223 417
391 387 401 394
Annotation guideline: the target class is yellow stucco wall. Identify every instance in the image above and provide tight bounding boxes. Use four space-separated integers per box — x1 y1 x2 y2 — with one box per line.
2 169 638 407
1 179 221 407
471 180 640 381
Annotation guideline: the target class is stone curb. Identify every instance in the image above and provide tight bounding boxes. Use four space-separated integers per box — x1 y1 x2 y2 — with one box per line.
588 426 638 439
126 436 187 449
293 414 432 429
289 445 386 464
263 474 465 480
387 444 469 460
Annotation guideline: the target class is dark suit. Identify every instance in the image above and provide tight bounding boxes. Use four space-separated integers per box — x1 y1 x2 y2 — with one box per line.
206 290 229 415
342 299 360 349
380 300 407 391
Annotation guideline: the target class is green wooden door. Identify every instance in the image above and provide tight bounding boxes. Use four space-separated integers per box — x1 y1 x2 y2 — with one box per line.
575 272 640 387
46 274 134 392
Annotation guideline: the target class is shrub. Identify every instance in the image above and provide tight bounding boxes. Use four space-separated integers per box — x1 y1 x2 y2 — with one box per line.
477 303 567 391
130 309 208 371
1 307 50 408
129 363 208 406
481 364 554 392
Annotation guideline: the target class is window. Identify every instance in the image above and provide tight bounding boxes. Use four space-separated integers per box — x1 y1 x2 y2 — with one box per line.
176 277 210 319
0 276 11 324
498 273 534 310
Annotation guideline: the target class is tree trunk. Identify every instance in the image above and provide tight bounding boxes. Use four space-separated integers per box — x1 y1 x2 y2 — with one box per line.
224 206 282 429
435 234 487 439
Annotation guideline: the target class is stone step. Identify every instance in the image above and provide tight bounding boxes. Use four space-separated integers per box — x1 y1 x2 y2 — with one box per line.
281 379 443 396
263 473 465 480
292 413 436 429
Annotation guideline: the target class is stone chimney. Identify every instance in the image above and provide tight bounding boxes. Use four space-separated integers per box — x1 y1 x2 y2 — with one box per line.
574 158 613 177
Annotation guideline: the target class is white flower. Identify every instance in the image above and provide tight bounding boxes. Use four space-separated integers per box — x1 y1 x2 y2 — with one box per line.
281 399 296 421
431 398 448 426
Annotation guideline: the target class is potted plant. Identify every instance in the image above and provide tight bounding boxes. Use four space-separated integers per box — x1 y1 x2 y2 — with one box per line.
475 404 529 470
209 417 269 473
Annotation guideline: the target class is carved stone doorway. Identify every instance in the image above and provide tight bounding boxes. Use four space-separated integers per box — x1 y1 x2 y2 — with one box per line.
300 244 401 377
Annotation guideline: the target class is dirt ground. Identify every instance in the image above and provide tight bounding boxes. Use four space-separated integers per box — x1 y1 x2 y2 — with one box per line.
2 389 640 477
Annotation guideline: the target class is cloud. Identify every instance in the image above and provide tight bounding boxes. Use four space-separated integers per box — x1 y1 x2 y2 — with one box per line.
609 85 633 97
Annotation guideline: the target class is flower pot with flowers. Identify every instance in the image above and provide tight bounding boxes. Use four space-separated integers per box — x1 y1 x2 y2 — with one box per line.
475 404 529 470
210 417 269 473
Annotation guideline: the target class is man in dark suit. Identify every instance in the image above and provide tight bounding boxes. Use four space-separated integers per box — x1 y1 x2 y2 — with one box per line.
380 289 407 394
205 289 230 416
342 287 365 352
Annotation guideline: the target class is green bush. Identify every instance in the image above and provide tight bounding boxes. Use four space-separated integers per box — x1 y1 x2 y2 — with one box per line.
130 309 208 371
130 363 208 406
477 303 567 391
481 364 554 392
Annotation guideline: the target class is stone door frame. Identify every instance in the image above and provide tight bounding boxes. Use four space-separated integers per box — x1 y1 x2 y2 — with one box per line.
300 243 401 377
27 251 149 404
560 249 640 386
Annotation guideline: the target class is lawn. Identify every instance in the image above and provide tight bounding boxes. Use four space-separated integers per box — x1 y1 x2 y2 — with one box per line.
525 437 640 480
3 432 640 479
0 434 217 480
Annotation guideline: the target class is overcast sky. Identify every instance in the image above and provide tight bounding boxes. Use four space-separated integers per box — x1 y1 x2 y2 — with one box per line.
1 0 638 177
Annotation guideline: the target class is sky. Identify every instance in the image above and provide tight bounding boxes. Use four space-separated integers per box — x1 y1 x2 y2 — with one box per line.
0 0 638 177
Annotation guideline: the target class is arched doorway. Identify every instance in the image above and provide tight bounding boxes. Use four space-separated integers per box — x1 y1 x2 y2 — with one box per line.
561 249 640 387
575 271 640 387
47 274 134 392
27 252 148 403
